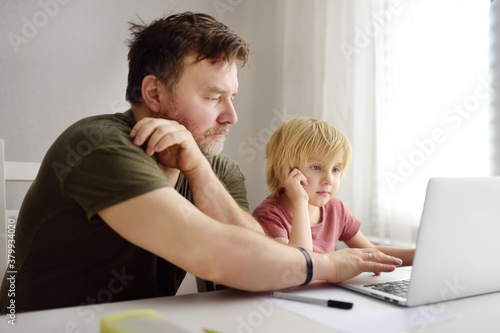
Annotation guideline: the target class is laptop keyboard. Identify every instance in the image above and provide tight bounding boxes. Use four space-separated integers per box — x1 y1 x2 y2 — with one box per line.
364 280 410 298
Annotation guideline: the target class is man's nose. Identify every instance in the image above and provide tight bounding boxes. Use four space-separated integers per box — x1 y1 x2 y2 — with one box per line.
218 99 238 125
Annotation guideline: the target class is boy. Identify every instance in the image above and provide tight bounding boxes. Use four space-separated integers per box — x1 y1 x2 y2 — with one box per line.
254 117 414 265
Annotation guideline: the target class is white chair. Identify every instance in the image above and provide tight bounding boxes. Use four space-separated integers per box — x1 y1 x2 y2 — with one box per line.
0 139 41 275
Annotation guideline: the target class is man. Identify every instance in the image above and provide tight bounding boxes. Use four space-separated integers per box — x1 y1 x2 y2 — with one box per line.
0 12 401 313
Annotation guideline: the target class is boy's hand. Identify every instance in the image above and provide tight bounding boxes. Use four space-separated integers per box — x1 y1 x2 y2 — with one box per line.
283 168 309 203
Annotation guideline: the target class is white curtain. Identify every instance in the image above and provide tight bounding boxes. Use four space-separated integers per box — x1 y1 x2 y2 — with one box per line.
369 0 491 246
276 0 491 247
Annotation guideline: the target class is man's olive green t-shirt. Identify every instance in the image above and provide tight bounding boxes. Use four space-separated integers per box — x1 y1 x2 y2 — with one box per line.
0 110 249 313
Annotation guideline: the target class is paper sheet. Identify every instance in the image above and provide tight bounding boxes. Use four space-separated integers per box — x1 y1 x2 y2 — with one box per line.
265 284 458 333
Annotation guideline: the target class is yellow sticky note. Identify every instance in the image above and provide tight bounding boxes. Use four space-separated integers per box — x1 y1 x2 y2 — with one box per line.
100 309 191 333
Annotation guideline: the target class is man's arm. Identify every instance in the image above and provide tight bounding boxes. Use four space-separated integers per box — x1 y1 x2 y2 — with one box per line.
182 158 263 234
99 187 402 291
123 117 402 288
131 117 263 234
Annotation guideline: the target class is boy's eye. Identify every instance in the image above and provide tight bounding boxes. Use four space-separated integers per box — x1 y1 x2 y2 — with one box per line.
333 167 340 173
311 166 320 171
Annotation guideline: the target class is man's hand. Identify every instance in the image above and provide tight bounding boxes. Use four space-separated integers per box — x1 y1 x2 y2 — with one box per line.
322 248 403 283
130 117 207 174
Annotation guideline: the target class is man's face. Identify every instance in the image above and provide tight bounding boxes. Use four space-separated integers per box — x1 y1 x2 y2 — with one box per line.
160 56 239 156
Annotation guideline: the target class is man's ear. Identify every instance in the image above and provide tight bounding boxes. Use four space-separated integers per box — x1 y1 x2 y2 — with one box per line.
141 75 162 113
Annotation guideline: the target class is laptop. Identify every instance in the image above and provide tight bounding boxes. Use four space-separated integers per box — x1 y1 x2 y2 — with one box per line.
336 177 500 307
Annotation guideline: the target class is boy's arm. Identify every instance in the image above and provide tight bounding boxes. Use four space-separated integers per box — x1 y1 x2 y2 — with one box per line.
282 168 314 250
287 200 313 250
345 231 415 266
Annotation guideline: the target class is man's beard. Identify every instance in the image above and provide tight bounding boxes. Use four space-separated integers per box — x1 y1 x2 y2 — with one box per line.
162 104 230 156
197 124 230 156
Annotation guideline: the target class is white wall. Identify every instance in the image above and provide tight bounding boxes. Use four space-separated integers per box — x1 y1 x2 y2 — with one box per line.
492 0 500 175
0 0 283 211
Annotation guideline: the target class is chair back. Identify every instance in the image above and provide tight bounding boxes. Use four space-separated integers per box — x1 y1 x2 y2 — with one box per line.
0 139 41 274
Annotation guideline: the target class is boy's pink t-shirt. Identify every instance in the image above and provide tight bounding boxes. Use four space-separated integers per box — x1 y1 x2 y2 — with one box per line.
253 195 361 253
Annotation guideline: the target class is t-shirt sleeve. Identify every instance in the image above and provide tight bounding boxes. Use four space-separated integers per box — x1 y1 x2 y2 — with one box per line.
57 123 170 220
253 199 289 239
337 200 362 241
208 155 250 212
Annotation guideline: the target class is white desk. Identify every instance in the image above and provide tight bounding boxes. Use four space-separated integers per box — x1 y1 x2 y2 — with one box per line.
2 282 500 332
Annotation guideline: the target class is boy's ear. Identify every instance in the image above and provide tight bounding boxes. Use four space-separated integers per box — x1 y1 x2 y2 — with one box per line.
141 75 162 114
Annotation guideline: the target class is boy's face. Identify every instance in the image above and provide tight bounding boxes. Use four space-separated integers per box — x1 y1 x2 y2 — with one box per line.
160 56 239 156
298 153 344 208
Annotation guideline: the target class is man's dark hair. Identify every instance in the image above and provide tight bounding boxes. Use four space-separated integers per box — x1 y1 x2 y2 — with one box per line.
126 12 250 104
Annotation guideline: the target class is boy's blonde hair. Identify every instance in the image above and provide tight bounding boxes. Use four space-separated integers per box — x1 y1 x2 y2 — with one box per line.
265 117 352 196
